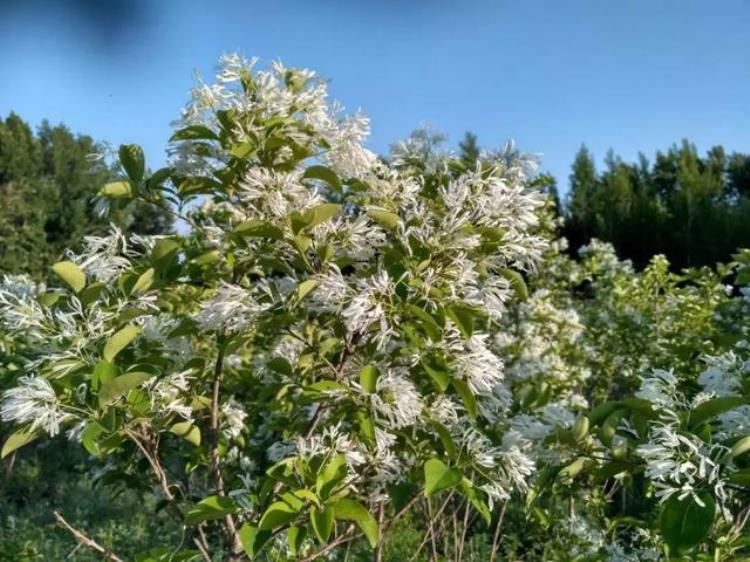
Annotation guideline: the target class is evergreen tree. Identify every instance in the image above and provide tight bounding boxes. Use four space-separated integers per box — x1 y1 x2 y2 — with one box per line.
458 131 481 168
0 113 173 277
563 140 750 269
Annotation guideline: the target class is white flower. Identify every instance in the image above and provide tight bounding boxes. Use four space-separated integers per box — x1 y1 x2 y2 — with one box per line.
635 369 683 410
196 282 269 333
454 332 504 396
636 417 726 505
1 376 69 436
222 399 248 438
371 369 422 429
342 271 395 348
66 226 132 283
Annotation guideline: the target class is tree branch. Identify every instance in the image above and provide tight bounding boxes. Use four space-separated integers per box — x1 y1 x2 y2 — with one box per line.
124 427 175 501
53 511 124 562
299 525 356 562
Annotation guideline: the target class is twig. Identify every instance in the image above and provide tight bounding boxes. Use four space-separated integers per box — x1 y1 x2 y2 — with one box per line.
409 493 455 562
373 503 385 562
53 511 125 562
299 525 356 562
457 498 470 561
489 501 508 562
124 428 174 501
191 522 214 562
193 536 213 562
210 341 243 560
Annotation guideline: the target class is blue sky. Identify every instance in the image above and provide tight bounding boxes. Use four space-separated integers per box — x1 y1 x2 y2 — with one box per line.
1 1 748 195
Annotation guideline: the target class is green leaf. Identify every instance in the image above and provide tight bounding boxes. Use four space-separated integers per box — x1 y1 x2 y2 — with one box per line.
500 268 528 300
310 506 334 543
230 141 256 159
238 524 271 558
557 457 586 483
359 365 379 394
726 435 750 461
296 279 318 302
368 209 400 231
460 478 491 525
103 325 141 363
421 357 450 392
52 261 86 293
588 401 622 426
423 458 462 497
92 360 118 391
332 498 379 548
80 282 106 306
432 422 457 461
451 379 477 418
185 496 238 525
303 165 343 191
358 411 376 449
132 268 155 294
233 220 285 240
316 454 348 499
173 176 222 196
146 166 173 190
572 417 589 441
170 422 201 446
660 492 715 554
170 125 220 142
287 526 306 556
267 357 294 377
258 501 298 530
151 239 180 266
98 372 152 408
100 180 133 198
446 304 474 339
728 468 750 487
304 203 342 229
1 427 39 459
119 144 145 184
690 396 746 428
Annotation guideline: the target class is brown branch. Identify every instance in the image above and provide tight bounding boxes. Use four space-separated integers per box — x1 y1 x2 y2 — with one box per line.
409 492 455 562
124 428 175 501
373 503 385 562
193 536 212 562
457 497 471 561
299 525 356 562
53 511 125 562
489 501 508 562
209 341 244 560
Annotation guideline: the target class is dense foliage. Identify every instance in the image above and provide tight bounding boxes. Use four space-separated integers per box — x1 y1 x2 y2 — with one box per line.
1 55 750 562
0 113 173 278
564 143 750 269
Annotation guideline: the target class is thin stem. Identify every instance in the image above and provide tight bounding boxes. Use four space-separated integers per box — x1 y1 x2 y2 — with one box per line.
299 525 356 562
373 503 385 562
457 498 470 561
489 501 508 562
124 428 174 501
210 340 243 559
53 511 125 562
409 492 454 562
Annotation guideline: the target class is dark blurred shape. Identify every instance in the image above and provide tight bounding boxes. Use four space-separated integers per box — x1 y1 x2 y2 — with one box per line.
0 0 151 51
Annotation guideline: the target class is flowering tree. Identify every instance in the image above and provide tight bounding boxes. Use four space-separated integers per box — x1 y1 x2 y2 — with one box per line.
0 55 548 561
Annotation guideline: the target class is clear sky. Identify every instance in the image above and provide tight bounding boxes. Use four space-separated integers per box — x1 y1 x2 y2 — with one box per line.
1 0 748 195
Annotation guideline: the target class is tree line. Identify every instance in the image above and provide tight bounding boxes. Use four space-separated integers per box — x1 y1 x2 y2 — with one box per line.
0 113 172 278
458 133 750 270
1 114 748 278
